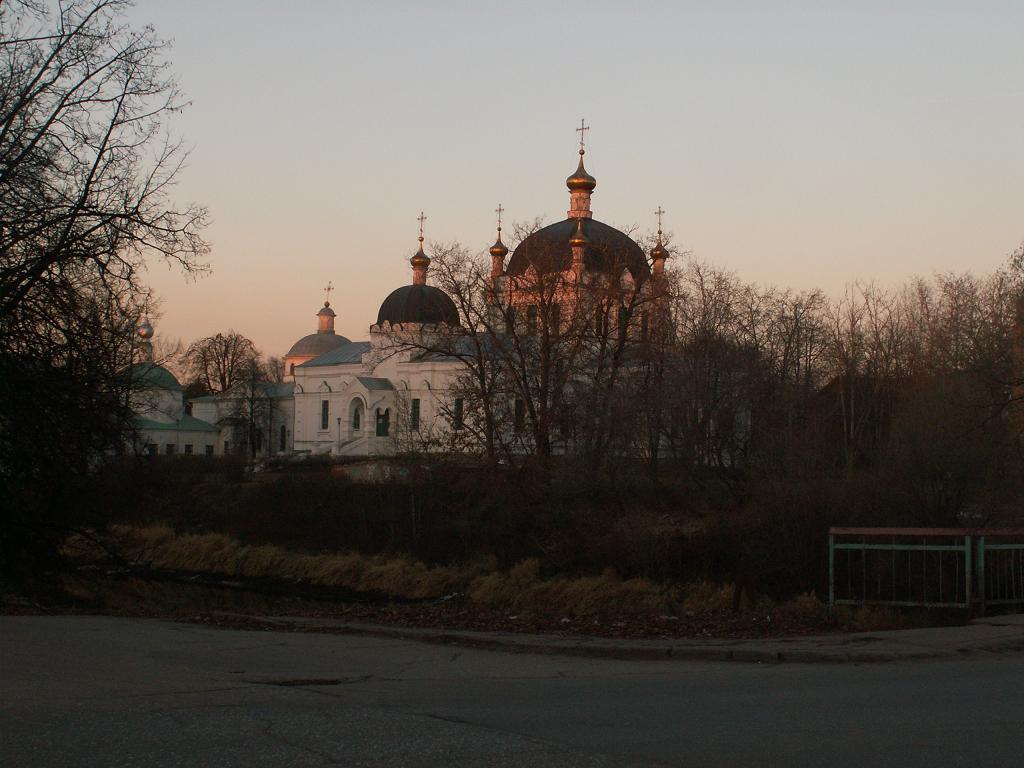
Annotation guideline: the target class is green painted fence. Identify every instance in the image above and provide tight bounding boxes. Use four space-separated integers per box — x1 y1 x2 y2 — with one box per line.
828 528 1024 611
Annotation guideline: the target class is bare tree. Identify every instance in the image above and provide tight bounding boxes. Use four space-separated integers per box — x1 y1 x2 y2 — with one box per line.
184 331 259 395
1 0 209 315
0 0 208 574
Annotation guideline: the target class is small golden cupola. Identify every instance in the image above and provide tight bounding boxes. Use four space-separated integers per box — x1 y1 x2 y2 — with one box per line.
569 216 589 248
570 216 589 273
317 281 337 333
566 153 597 193
410 211 431 285
489 203 509 279
567 119 596 219
651 206 669 276
137 318 155 362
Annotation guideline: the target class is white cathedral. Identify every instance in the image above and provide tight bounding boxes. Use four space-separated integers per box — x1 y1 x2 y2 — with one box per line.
134 137 671 459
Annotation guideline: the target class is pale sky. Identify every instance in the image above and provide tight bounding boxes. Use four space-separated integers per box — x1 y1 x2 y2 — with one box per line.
130 0 1024 357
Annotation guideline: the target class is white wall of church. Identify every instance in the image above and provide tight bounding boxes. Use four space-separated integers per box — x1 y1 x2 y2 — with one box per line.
131 388 182 424
291 342 464 457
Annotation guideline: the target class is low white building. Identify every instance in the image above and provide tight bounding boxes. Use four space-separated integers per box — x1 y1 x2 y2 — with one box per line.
189 381 295 457
128 321 220 456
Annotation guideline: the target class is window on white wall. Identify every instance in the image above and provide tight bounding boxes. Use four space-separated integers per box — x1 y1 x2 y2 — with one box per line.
320 399 329 430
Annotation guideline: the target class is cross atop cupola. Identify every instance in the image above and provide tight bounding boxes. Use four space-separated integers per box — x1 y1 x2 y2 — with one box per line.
576 118 590 153
651 205 670 276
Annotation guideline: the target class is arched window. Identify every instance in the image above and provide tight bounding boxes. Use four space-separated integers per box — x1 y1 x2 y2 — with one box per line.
375 407 390 437
289 363 295 375
349 398 365 434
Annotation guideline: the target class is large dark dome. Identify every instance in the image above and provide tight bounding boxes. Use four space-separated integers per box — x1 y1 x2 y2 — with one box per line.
376 284 459 326
506 218 650 280
286 332 351 358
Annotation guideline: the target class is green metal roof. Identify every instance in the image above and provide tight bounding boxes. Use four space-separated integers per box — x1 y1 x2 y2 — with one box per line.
187 381 293 403
356 376 395 391
136 415 219 433
301 341 371 368
124 362 182 391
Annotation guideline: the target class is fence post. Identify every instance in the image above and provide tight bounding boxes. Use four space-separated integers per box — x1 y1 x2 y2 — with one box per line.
828 532 835 609
965 535 972 613
977 536 986 616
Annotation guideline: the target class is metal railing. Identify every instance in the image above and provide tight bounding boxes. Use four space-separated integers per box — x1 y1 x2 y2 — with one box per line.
979 532 1024 608
828 527 1024 611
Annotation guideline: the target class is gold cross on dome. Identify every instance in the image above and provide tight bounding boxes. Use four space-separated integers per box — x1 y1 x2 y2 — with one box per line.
495 203 504 231
323 281 334 303
576 118 590 152
654 206 665 233
417 211 427 242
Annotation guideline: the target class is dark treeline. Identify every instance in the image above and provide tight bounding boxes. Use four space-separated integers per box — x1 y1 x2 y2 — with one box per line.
387 237 1024 528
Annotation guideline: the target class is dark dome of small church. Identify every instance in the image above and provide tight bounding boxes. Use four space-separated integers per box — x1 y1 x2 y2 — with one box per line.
287 331 351 358
376 284 459 326
507 218 650 280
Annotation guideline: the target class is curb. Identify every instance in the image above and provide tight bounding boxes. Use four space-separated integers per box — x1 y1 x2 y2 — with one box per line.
201 613 1024 665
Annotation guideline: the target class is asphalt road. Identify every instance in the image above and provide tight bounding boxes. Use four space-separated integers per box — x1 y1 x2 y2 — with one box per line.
1 616 1022 767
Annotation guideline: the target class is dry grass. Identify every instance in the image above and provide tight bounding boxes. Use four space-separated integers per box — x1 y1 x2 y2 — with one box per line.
64 525 850 627
679 580 735 612
66 526 690 616
467 560 681 617
65 525 467 600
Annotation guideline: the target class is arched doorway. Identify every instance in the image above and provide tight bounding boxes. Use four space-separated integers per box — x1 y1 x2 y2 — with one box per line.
375 407 390 437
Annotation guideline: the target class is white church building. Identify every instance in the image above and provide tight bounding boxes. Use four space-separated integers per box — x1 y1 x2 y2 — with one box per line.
288 238 465 457
284 140 669 457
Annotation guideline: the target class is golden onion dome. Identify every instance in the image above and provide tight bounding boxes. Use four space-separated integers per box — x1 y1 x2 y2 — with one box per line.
651 240 669 261
566 151 597 192
569 218 589 248
410 239 430 268
489 234 508 259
